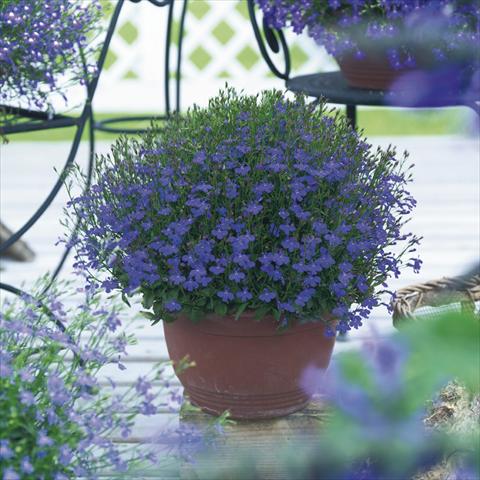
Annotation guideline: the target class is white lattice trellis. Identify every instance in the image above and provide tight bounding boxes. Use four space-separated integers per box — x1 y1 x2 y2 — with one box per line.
89 0 337 113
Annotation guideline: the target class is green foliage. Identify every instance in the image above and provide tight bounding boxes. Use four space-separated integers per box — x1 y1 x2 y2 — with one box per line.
404 311 480 401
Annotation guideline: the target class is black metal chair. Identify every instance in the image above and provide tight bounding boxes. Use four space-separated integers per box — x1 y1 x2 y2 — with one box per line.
0 1 126 301
247 0 480 128
0 0 188 302
0 1 124 297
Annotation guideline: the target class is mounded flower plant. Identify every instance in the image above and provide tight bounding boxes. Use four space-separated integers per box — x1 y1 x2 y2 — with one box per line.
69 88 419 334
67 88 421 418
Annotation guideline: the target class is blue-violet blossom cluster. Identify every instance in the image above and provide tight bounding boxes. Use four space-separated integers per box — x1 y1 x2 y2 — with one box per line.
68 89 421 334
298 313 480 479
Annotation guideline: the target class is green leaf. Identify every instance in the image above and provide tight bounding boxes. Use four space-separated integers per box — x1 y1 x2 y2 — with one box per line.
161 313 175 324
273 308 281 322
166 288 180 300
142 289 154 309
234 303 248 321
174 355 196 375
180 400 202 419
121 292 131 307
155 285 167 297
152 301 163 317
255 305 270 321
208 296 215 309
188 308 203 323
196 296 207 307
215 409 236 427
214 302 228 316
140 310 156 321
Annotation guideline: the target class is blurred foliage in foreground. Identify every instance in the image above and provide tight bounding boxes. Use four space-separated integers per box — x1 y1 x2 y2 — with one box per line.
179 310 479 480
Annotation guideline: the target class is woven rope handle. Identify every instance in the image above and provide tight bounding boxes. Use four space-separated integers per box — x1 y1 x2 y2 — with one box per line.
392 275 480 328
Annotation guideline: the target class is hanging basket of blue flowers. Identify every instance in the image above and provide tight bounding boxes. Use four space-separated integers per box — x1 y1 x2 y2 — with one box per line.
67 88 421 419
256 0 479 92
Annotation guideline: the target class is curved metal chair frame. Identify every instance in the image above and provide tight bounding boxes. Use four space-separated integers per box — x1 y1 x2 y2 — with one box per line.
94 0 188 134
247 0 480 128
0 1 124 304
0 0 188 328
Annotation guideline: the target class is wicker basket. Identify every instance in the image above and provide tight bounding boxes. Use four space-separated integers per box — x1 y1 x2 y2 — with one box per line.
392 274 480 329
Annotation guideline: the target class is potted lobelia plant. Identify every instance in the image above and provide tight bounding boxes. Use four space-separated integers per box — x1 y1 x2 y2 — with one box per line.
255 0 480 91
67 88 420 419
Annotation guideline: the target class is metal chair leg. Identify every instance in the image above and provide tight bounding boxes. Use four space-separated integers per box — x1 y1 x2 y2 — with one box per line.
346 104 357 130
41 106 96 295
0 117 86 254
0 1 125 297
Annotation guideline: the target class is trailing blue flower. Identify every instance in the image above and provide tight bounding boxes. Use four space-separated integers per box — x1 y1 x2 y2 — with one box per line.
0 279 182 478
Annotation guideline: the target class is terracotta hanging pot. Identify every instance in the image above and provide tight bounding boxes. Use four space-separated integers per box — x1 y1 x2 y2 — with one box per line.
335 49 473 93
335 51 412 90
163 311 336 419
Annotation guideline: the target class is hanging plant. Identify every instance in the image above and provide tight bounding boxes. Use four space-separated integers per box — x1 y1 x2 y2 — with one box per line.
256 0 480 90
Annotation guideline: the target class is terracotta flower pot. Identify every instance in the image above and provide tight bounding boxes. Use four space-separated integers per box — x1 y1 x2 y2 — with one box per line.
335 51 472 93
335 52 415 90
163 312 336 419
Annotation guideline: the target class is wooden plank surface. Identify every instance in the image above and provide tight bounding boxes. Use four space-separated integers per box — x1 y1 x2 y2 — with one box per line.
178 400 329 480
1 135 479 478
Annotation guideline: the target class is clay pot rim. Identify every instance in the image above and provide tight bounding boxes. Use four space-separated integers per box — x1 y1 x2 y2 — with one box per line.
167 310 336 337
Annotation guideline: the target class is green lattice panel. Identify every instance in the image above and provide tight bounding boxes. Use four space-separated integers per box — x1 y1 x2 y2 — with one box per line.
118 21 138 45
290 43 309 70
213 20 235 45
190 0 210 20
189 45 212 71
236 45 260 70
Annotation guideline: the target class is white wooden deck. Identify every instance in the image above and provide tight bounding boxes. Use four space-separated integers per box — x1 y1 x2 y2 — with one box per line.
1 135 479 477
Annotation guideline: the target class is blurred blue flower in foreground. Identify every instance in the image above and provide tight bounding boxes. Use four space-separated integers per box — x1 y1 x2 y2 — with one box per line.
298 312 480 480
387 66 480 108
300 339 441 479
0 278 182 479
